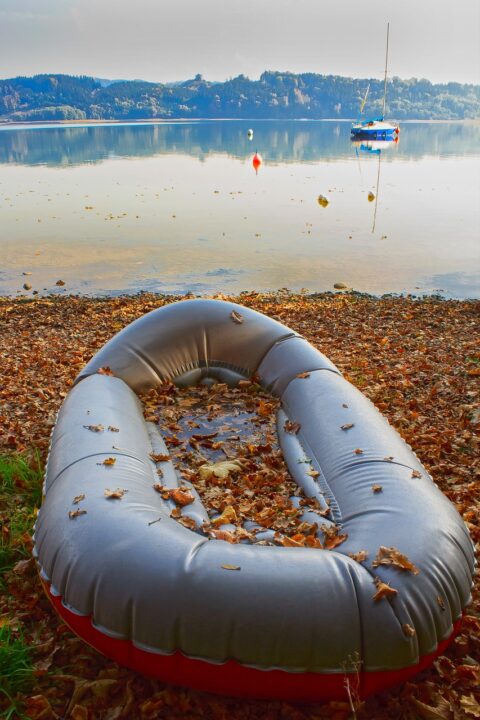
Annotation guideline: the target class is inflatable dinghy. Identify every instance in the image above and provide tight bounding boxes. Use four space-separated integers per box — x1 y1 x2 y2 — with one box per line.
34 299 474 701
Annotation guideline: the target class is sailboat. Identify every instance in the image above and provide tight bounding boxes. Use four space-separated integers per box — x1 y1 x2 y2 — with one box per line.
351 23 400 141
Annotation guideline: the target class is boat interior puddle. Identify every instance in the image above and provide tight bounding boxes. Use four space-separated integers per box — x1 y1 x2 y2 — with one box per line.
139 381 335 547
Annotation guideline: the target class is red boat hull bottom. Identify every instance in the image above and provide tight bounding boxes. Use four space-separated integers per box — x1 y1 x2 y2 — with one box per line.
45 584 462 702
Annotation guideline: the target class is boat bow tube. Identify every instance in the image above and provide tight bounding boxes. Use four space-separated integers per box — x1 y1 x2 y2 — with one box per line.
33 299 475 701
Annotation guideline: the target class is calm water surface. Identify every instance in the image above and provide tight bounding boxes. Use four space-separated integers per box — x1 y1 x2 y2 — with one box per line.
0 120 479 298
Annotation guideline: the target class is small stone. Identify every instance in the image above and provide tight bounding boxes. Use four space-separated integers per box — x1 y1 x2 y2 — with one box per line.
56 279 66 286
22 283 32 290
334 283 348 290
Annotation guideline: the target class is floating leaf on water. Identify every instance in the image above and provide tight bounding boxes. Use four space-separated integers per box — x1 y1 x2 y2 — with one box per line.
198 459 243 481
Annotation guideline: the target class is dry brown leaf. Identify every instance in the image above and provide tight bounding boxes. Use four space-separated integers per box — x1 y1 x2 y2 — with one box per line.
402 623 416 637
212 505 238 526
349 550 368 563
341 423 354 430
372 484 383 493
306 468 320 478
72 494 85 504
284 420 301 434
99 457 116 466
372 545 420 574
170 488 195 506
170 507 182 519
354 448 364 454
412 469 422 478
198 459 242 481
373 578 398 601
97 366 114 376
321 524 348 549
83 423 104 432
460 693 480 718
68 509 87 519
108 425 119 432
104 488 127 499
410 695 453 720
437 595 446 611
149 452 170 463
296 371 311 379
230 310 244 324
177 516 197 530
208 529 236 542
221 564 241 571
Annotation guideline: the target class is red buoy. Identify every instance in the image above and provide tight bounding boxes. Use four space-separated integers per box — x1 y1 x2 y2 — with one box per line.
252 152 262 174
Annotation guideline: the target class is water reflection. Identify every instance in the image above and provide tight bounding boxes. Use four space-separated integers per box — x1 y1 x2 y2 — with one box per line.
0 121 478 299
0 120 479 167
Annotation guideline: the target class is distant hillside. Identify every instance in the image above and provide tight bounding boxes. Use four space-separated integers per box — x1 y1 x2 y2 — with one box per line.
0 72 478 121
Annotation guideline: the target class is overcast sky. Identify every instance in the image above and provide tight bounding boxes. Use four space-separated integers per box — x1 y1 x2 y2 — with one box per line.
0 0 479 84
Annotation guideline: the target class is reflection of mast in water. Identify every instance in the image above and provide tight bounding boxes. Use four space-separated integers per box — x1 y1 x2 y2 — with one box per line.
352 137 399 233
372 149 381 233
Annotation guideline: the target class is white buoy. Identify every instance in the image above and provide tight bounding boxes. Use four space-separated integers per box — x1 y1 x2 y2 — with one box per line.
247 129 254 140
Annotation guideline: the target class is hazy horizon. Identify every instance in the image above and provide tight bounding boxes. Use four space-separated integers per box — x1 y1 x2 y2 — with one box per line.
0 0 478 86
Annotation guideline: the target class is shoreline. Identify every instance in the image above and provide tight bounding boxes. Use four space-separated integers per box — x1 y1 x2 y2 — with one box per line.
1 117 478 129
2 289 480 304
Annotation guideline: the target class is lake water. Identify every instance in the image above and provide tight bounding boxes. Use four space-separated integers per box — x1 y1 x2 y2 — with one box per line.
0 120 479 298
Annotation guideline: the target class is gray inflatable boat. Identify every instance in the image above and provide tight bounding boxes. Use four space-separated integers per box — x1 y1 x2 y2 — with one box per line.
33 299 475 701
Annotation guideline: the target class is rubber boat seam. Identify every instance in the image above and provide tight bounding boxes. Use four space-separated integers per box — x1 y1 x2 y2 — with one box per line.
252 331 299 387
40 575 395 674
42 573 456 675
284 419 343 524
44 450 148 492
127 345 165 385
280 366 342 395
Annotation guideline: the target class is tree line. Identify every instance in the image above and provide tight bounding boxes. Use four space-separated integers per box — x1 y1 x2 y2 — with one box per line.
0 72 478 121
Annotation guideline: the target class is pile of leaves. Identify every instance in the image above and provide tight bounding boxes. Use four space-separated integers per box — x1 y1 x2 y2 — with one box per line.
142 379 333 548
0 291 478 719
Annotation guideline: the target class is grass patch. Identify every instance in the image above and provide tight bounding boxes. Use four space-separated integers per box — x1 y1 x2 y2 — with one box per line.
0 625 34 719
0 454 43 583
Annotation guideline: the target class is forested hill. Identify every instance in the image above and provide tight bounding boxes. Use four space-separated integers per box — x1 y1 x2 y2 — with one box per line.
0 72 479 122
